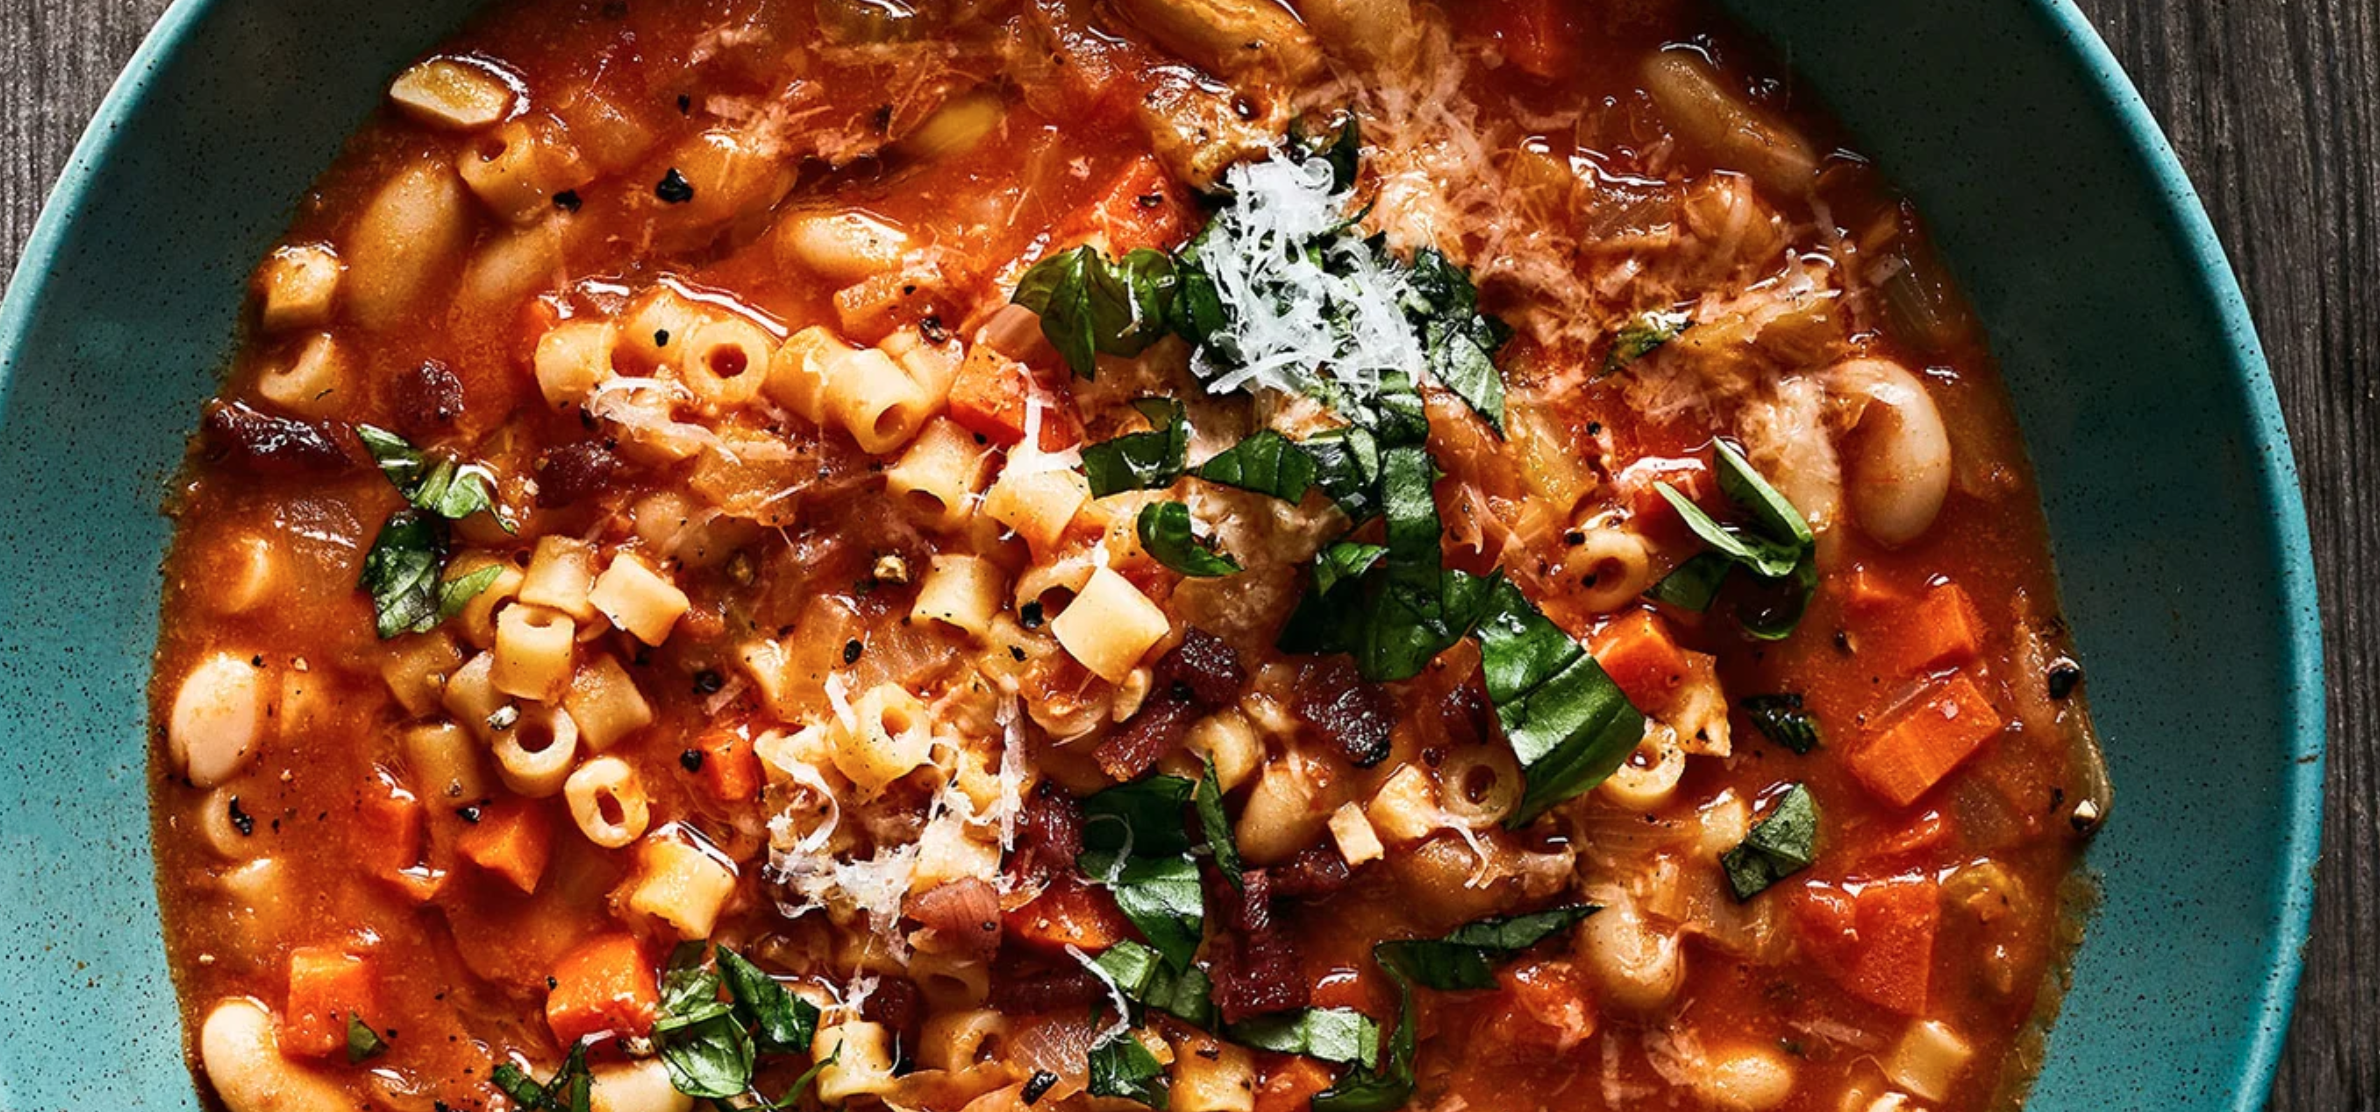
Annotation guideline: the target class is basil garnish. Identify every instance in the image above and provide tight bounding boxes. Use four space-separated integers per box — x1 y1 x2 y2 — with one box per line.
1195 429 1318 502
1230 1007 1381 1065
1402 247 1510 433
1194 755 1243 888
1137 501 1242 578
1095 939 1217 1029
1084 398 1190 497
644 943 826 1103
345 1013 388 1064
1012 245 1179 379
1741 693 1823 754
1088 1028 1170 1108
1373 904 1598 991
1649 441 1819 640
358 512 501 639
1474 579 1649 826
1078 775 1207 970
1601 308 1693 376
1721 784 1820 900
493 1040 593 1112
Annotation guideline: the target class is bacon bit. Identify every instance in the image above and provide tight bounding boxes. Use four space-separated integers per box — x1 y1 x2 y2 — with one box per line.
1206 868 1308 1022
1158 626 1245 707
988 961 1107 1014
1008 781 1085 886
907 878 1003 957
1268 845 1352 901
536 441 625 508
390 359 465 432
201 400 358 474
1093 694 1199 782
860 975 925 1053
1436 678 1494 751
1293 657 1397 768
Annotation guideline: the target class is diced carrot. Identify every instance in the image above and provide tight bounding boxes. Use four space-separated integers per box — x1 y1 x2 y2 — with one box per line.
1841 565 1905 614
1003 876 1132 954
1790 876 1940 1014
355 768 425 885
1902 582 1985 672
1482 0 1585 80
545 933 660 1048
1847 673 2006 807
945 345 1079 451
1617 455 1714 542
282 947 376 1059
1254 1056 1338 1112
457 798 555 895
1590 609 1688 709
694 727 763 804
1068 156 1201 254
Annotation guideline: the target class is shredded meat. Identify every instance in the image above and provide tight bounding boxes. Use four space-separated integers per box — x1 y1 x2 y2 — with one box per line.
906 878 1003 956
389 360 465 432
1294 657 1397 768
536 440 625 508
1204 867 1309 1022
201 400 358 475
1008 780 1084 885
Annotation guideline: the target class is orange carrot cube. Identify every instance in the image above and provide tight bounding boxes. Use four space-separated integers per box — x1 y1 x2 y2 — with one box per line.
1847 674 2005 807
457 797 554 895
282 947 376 1059
545 933 659 1048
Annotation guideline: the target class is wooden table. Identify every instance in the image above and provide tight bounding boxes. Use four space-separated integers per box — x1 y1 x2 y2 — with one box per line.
4 1 2372 1107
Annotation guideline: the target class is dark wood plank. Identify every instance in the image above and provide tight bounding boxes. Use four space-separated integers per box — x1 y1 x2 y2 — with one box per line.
1 2 2373 1109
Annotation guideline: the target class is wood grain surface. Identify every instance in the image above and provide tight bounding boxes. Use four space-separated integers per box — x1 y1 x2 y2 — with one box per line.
2 1 2372 1108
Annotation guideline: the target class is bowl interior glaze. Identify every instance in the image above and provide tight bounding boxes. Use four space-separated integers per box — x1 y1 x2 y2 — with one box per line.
0 1 2321 1109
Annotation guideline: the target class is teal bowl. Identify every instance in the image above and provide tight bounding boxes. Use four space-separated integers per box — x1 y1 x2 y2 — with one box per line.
0 0 2323 1108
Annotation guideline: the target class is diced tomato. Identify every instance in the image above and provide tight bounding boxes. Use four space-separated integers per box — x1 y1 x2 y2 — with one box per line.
457 797 555 895
282 947 376 1059
693 726 762 804
1590 609 1688 709
1066 156 1202 254
1482 0 1586 80
1847 673 2005 807
945 345 1080 451
1475 960 1597 1059
1791 876 1941 1014
1254 1056 1338 1112
1004 875 1133 954
545 933 660 1048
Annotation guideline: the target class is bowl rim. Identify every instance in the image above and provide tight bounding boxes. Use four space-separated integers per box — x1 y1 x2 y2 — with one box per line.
0 0 2327 1106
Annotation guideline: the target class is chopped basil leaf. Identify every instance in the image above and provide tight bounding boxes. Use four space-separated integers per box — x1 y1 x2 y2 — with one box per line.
360 424 511 530
1012 245 1178 379
1078 775 1205 970
717 946 819 1055
1196 429 1318 502
1088 1028 1170 1109
1299 427 1383 521
1311 542 1387 597
345 1013 388 1064
1311 977 1413 1112
1138 502 1242 578
1601 309 1693 375
1096 938 1217 1029
1474 579 1648 825
1654 442 1818 638
1194 755 1243 888
359 510 449 640
1373 905 1598 991
1646 551 1734 612
1083 398 1190 497
1229 1007 1381 1066
1402 247 1509 434
438 564 504 623
652 945 754 1100
1167 226 1228 349
494 1040 593 1112
1741 694 1822 754
1722 784 1821 900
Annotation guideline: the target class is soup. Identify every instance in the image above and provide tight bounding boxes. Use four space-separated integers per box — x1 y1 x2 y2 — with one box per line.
148 1 2112 1110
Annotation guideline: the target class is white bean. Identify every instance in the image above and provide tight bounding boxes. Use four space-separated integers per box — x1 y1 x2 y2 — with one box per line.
345 158 473 331
1829 358 1952 547
1578 897 1685 1010
775 210 910 284
199 998 350 1112
170 652 267 788
1698 1043 1797 1110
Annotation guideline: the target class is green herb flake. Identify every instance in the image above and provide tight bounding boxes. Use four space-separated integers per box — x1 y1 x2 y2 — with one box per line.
653 943 755 1099
359 510 449 640
1195 429 1319 502
1652 442 1819 639
1601 309 1694 376
1722 784 1821 901
1011 245 1179 379
1741 694 1823 754
1095 939 1217 1029
345 1013 389 1064
1137 501 1242 578
717 946 819 1055
1088 1028 1170 1108
1473 579 1648 824
1373 905 1598 991
1078 775 1205 970
1083 397 1191 497
1229 1008 1381 1066
1194 755 1243 888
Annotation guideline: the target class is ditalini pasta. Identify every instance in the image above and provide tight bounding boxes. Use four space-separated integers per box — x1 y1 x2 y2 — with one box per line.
149 3 2113 1112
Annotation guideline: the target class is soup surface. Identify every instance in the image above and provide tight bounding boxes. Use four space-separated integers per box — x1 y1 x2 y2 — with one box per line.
149 2 2113 1111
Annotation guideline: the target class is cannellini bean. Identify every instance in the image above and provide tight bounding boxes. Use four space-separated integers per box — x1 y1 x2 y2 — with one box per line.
1111 0 1321 84
1578 897 1685 1009
170 652 267 788
199 998 351 1112
1828 359 1952 547
1295 0 1422 71
589 1058 695 1112
775 210 911 284
1641 51 1817 198
344 158 473 331
1698 1044 1797 1110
